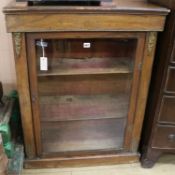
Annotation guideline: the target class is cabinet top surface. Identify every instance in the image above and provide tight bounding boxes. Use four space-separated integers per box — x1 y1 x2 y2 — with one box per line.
3 0 169 15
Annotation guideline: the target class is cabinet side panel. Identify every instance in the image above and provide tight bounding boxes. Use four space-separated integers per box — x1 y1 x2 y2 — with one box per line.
124 33 146 149
131 32 158 151
12 32 36 158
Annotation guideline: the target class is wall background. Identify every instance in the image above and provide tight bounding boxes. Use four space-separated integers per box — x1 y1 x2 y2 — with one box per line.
0 0 16 94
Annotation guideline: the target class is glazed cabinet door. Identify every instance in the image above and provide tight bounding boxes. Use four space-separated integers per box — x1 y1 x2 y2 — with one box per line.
26 32 145 157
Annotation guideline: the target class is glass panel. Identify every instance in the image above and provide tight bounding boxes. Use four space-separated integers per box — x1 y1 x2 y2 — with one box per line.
35 38 137 153
42 118 126 153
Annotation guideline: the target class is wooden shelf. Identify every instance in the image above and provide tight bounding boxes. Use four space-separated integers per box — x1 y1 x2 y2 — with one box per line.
37 57 133 76
41 118 126 153
40 94 130 122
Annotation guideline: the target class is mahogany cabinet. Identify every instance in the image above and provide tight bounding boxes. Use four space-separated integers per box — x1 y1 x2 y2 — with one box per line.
3 0 169 168
141 0 175 168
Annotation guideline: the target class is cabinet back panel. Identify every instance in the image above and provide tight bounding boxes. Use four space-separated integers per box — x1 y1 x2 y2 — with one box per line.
41 118 126 153
40 94 129 122
38 74 132 96
36 39 136 60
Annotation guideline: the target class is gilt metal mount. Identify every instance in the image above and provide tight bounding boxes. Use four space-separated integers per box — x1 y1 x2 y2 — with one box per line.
147 32 157 56
14 32 22 58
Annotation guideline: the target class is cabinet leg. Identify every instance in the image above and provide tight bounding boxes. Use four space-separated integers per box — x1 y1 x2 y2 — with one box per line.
141 148 162 168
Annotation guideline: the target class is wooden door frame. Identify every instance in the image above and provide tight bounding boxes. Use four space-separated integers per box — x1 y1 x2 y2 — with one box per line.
26 31 154 157
12 33 36 158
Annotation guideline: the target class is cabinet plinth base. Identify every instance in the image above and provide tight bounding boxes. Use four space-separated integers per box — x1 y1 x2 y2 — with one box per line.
24 153 139 169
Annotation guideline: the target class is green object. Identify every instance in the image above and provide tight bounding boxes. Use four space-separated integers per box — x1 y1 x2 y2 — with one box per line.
0 93 15 158
0 90 22 158
4 141 14 158
9 91 20 124
0 123 11 144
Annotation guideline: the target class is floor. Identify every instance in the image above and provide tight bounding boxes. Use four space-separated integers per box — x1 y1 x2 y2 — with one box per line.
22 155 175 175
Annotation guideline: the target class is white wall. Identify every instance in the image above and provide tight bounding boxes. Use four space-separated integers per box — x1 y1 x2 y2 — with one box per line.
0 0 16 94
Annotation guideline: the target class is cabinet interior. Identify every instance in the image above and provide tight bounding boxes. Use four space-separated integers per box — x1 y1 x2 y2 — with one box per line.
34 38 137 154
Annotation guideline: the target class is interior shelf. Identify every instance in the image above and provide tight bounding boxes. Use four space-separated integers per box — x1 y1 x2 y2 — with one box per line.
41 118 126 153
37 57 133 76
40 94 130 122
